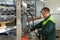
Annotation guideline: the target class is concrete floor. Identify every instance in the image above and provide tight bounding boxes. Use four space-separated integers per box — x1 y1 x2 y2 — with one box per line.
56 38 60 40
0 35 16 40
0 35 59 40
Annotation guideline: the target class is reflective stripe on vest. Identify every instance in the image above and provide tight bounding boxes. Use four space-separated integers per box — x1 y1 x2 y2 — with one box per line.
42 16 55 25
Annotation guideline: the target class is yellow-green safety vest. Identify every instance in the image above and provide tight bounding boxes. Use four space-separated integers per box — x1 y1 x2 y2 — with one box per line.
42 16 56 25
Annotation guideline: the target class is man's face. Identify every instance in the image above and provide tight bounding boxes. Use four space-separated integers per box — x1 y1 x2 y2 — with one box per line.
41 10 48 18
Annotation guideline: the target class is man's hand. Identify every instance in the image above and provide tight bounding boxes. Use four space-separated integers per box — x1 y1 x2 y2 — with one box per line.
34 29 38 33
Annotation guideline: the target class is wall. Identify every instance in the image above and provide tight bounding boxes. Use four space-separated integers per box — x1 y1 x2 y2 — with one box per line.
45 0 60 30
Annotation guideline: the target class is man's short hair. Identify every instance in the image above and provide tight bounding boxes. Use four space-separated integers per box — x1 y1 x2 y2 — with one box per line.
42 7 50 12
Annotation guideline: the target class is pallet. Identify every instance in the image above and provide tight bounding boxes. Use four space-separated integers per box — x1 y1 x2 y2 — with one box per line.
56 30 60 38
56 36 60 38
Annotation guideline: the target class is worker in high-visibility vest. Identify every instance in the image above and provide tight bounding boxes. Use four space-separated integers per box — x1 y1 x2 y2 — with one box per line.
30 7 56 40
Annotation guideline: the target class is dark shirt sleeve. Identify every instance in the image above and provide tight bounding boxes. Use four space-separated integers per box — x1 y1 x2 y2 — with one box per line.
38 20 55 35
30 21 43 31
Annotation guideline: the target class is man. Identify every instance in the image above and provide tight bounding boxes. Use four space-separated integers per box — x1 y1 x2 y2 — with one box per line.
30 7 56 40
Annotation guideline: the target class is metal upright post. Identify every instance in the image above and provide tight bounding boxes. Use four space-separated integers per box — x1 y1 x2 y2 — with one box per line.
16 0 22 40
